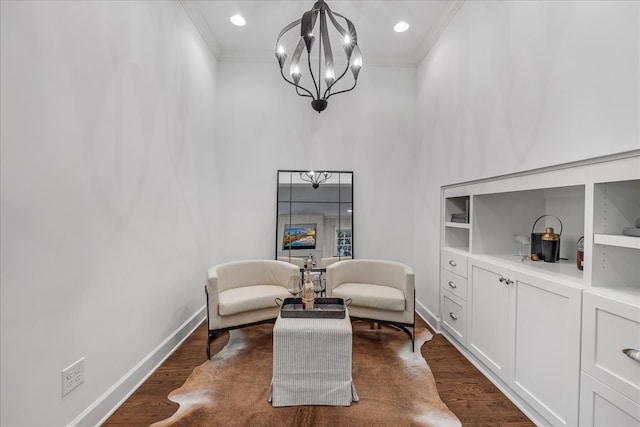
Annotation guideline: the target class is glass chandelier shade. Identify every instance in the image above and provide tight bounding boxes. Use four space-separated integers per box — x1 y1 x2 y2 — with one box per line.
275 0 363 113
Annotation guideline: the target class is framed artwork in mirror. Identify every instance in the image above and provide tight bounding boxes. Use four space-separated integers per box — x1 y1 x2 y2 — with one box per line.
283 224 317 250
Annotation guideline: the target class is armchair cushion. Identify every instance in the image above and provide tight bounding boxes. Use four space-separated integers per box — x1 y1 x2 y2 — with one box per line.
331 283 405 312
219 285 290 316
326 259 414 325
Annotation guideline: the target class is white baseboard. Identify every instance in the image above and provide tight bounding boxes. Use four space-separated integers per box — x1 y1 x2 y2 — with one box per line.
415 299 440 333
69 306 207 427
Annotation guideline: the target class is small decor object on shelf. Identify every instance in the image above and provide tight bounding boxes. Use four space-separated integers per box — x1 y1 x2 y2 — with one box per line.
577 237 584 271
513 234 531 261
541 227 560 263
622 217 640 237
531 214 562 261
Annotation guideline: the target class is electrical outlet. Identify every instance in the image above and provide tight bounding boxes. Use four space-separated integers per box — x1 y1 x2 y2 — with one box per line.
62 357 85 397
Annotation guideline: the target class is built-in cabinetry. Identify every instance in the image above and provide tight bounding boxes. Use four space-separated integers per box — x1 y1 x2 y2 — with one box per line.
468 257 582 426
439 152 640 426
440 248 468 345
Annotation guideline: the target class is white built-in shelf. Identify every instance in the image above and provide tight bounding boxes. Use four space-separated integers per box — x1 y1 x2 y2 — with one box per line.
594 234 640 249
445 221 471 229
442 246 470 255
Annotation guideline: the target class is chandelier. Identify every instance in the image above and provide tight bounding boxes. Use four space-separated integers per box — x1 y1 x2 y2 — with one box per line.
300 171 332 189
275 0 362 113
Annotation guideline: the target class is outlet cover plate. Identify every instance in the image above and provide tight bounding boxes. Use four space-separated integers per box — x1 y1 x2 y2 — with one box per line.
62 357 85 396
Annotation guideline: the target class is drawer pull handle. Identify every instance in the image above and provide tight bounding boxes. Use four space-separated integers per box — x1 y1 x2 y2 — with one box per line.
449 312 458 321
449 260 457 267
622 348 640 363
506 279 513 285
499 276 506 283
448 281 457 289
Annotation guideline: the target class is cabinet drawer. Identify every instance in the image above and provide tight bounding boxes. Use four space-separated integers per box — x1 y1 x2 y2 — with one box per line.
440 268 467 301
582 291 640 404
441 291 466 345
579 372 640 426
441 249 468 278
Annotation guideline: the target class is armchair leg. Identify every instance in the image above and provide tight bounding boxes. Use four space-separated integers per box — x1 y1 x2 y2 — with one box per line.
387 322 414 351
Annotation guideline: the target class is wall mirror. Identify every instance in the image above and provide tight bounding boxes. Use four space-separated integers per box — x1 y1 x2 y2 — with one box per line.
276 170 353 268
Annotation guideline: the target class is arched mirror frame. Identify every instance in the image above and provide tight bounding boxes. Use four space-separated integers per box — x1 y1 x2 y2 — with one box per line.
275 170 353 268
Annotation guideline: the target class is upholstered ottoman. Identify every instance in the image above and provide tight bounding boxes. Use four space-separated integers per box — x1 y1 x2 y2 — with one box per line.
269 312 359 406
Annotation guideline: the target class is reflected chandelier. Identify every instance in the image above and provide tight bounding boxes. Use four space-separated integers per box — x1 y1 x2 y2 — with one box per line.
275 0 362 113
300 171 332 189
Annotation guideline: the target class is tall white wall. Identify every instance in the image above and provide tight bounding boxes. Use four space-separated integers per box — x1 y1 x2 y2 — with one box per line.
0 1 218 425
414 1 639 321
213 61 418 266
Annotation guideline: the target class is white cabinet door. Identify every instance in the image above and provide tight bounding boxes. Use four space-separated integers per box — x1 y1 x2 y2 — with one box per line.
468 259 511 380
510 270 582 427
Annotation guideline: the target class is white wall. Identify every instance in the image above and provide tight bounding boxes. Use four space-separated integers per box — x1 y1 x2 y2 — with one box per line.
213 61 418 266
0 1 218 425
414 1 639 321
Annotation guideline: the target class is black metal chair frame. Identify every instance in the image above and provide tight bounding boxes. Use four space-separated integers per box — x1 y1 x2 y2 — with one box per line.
204 285 278 359
345 288 416 351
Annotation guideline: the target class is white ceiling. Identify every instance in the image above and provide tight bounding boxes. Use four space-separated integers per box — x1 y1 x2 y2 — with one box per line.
181 0 463 66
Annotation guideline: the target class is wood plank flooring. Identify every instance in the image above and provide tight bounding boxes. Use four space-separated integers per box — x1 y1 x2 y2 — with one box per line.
103 317 533 426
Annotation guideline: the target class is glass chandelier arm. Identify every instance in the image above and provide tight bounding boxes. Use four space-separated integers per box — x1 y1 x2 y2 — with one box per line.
279 67 314 98
322 63 350 99
325 78 357 99
325 8 347 36
306 48 320 99
276 18 302 44
327 10 358 59
295 85 313 98
320 11 335 89
301 11 316 53
329 11 357 43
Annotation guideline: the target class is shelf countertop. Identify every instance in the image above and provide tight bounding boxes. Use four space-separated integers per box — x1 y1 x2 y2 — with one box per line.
470 253 586 288
444 221 471 229
583 286 640 304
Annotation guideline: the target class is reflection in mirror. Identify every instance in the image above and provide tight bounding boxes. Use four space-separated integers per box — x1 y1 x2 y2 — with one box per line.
276 170 353 268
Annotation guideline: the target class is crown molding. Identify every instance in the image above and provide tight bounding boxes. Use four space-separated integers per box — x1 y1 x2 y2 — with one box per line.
180 0 221 59
181 0 465 68
413 0 465 65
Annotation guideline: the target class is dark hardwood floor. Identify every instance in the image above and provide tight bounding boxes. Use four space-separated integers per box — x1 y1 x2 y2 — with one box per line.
103 316 533 426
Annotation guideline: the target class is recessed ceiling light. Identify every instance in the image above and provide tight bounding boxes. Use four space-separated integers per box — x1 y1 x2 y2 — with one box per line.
230 14 246 27
394 21 409 33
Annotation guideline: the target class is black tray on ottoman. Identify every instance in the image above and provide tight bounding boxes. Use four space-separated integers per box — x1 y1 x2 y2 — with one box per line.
280 297 346 319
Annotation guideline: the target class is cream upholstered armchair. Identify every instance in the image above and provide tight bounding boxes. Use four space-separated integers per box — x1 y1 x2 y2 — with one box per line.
326 259 415 350
277 256 306 268
320 256 352 268
205 260 300 357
